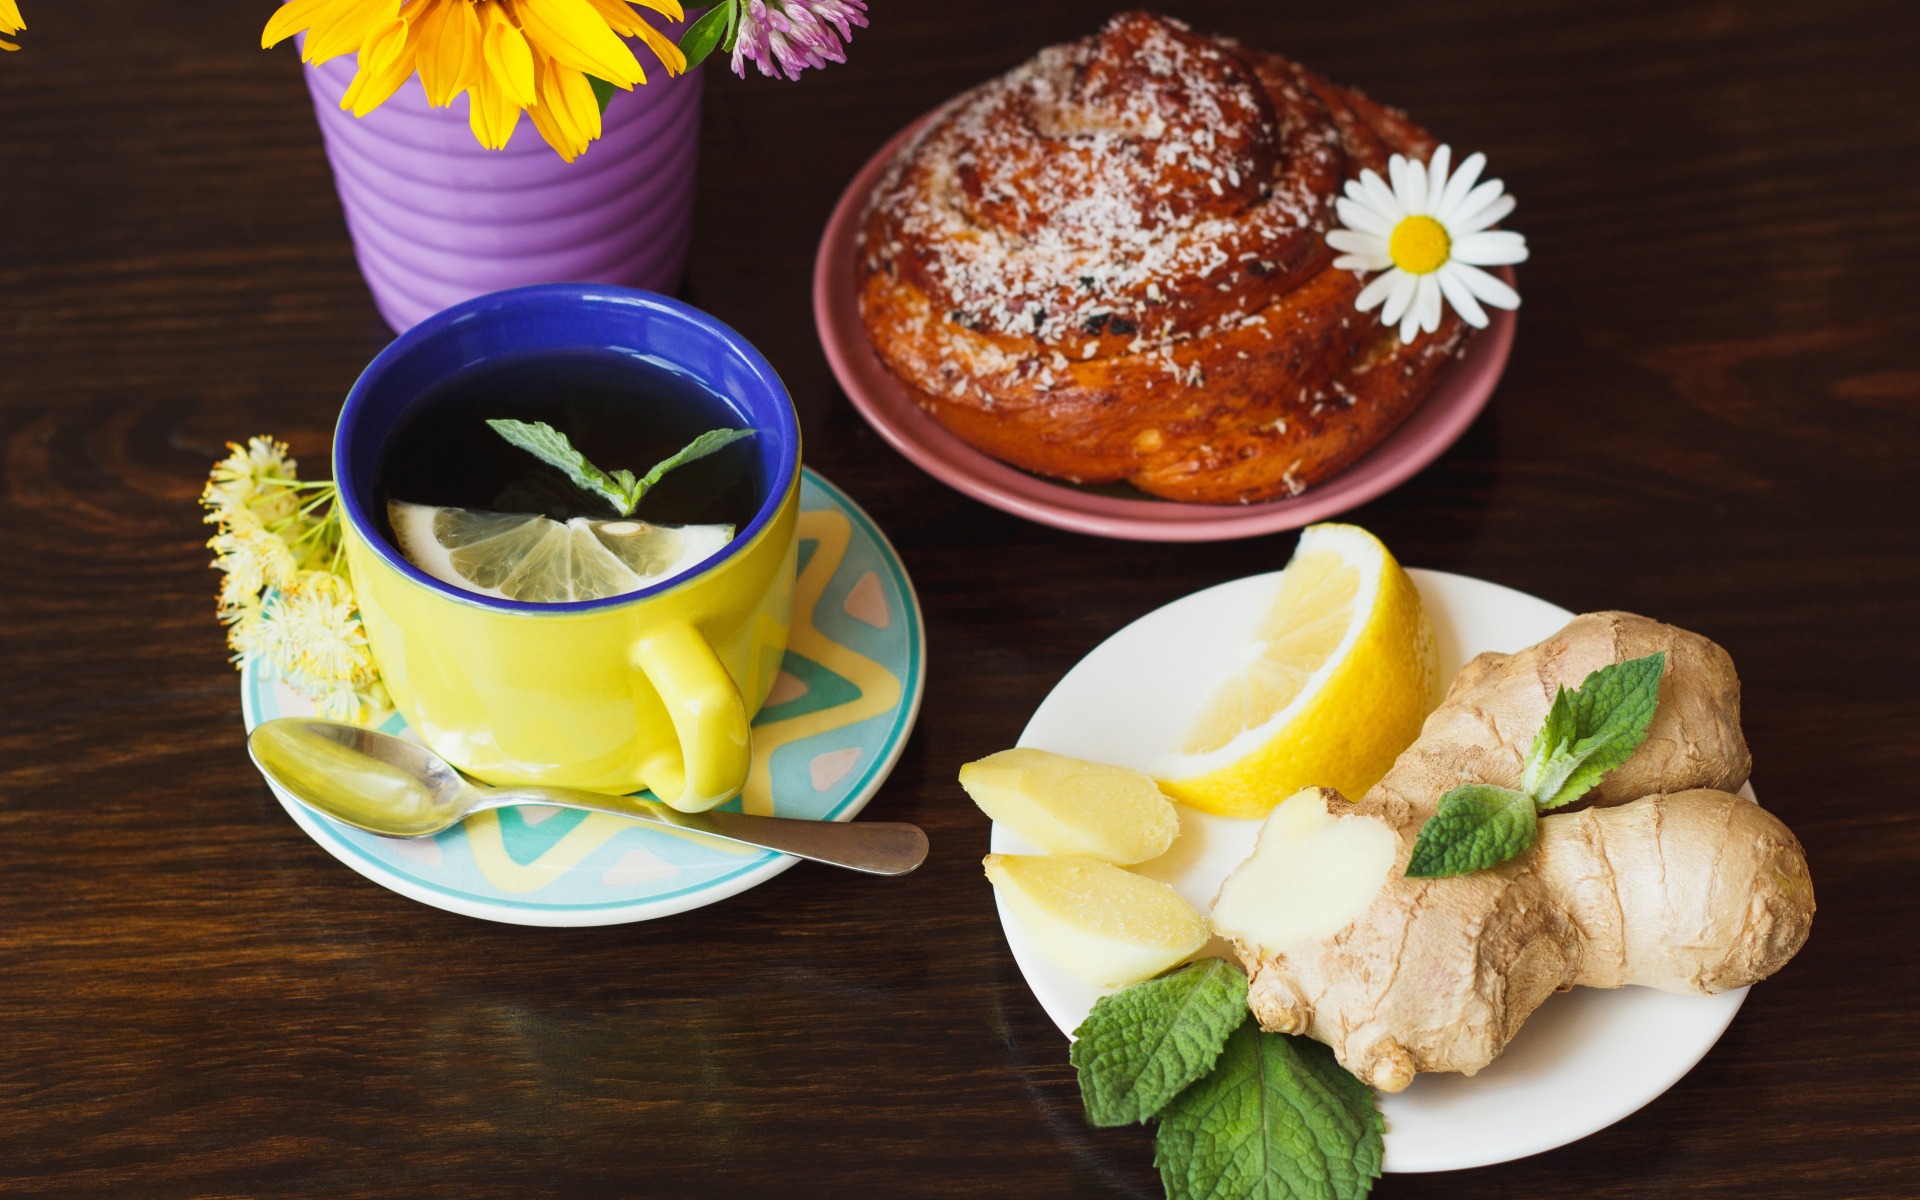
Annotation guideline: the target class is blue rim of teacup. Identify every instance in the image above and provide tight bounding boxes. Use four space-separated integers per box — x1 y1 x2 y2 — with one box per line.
333 283 802 615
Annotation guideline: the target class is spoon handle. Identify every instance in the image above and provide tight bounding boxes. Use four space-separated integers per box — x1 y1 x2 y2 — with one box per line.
483 786 929 877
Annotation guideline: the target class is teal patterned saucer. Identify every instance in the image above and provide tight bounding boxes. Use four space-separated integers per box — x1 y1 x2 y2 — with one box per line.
242 469 925 926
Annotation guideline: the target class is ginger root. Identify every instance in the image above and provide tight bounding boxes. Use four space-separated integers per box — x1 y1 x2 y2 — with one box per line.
1375 610 1753 813
1210 612 1814 1092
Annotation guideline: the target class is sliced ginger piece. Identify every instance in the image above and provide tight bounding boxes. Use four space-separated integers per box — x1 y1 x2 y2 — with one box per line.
1209 788 1398 962
984 854 1208 988
961 748 1179 864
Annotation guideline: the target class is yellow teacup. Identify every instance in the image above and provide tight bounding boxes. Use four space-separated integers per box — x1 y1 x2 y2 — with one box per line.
333 286 802 812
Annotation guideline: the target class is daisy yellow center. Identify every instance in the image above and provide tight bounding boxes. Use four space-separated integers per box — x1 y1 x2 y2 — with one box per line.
1388 216 1451 275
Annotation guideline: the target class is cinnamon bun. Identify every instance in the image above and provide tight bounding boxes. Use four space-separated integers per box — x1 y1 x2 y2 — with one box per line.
855 12 1471 504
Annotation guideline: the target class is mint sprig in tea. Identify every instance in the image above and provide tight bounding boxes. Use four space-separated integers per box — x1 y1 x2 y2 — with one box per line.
377 351 762 604
485 418 755 519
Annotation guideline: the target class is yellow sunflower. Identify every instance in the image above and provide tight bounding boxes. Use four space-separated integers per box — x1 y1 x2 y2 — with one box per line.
0 1 24 52
263 0 688 161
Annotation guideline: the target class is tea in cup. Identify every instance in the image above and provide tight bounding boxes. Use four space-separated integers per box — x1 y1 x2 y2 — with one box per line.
332 285 802 812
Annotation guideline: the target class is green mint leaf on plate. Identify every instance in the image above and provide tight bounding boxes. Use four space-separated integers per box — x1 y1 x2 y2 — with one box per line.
1155 1022 1384 1200
680 2 732 68
1523 651 1666 811
586 74 617 115
1524 681 1579 798
1405 784 1537 878
1070 959 1248 1127
486 418 633 515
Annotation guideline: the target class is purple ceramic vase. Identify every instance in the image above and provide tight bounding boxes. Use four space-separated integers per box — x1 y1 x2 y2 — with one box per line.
302 54 702 333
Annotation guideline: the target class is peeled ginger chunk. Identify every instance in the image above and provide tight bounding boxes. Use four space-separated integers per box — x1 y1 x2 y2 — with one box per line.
1209 788 1398 961
961 748 1180 864
985 854 1208 988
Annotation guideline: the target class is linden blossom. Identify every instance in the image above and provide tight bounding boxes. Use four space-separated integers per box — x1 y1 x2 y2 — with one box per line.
201 438 390 725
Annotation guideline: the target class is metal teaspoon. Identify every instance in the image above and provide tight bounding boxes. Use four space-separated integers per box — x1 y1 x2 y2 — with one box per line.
247 718 928 877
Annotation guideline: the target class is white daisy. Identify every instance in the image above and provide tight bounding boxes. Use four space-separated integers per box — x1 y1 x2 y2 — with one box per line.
1326 145 1529 344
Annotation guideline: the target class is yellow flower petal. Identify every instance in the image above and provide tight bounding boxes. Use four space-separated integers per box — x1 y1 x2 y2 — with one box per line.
262 0 337 49
510 0 644 88
579 0 644 37
524 98 582 161
579 0 684 44
260 0 669 159
0 39 17 52
306 0 399 66
585 0 687 78
549 58 602 142
467 61 523 149
625 0 686 23
412 0 482 108
527 56 600 161
628 16 686 76
341 12 414 117
482 4 538 107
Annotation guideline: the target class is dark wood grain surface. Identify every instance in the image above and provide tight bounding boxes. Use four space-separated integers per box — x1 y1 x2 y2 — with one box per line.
2 2 1916 1196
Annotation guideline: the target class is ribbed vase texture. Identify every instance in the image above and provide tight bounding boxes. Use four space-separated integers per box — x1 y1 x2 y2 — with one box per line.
304 54 701 332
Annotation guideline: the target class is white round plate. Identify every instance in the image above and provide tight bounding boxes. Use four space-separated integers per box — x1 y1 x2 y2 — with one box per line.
991 568 1749 1173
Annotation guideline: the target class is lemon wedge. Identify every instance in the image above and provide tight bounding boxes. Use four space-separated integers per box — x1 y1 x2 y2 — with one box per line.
1153 523 1437 818
984 854 1207 988
387 501 733 603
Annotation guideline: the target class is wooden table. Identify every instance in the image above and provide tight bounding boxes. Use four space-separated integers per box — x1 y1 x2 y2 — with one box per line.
3 2 1915 1195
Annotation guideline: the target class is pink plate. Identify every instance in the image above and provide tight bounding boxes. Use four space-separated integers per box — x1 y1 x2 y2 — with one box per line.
812 116 1518 542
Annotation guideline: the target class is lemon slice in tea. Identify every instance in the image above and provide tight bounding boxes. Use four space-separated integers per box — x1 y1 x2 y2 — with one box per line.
387 501 734 603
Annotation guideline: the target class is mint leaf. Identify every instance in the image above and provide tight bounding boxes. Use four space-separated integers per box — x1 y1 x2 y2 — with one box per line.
1523 651 1666 811
680 3 732 68
486 419 631 515
488 420 754 518
1523 683 1578 795
586 74 616 115
1405 784 1536 878
629 427 755 507
1071 959 1248 1127
1155 1021 1384 1200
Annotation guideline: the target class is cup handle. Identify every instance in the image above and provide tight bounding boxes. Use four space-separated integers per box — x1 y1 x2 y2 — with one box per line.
632 620 751 813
